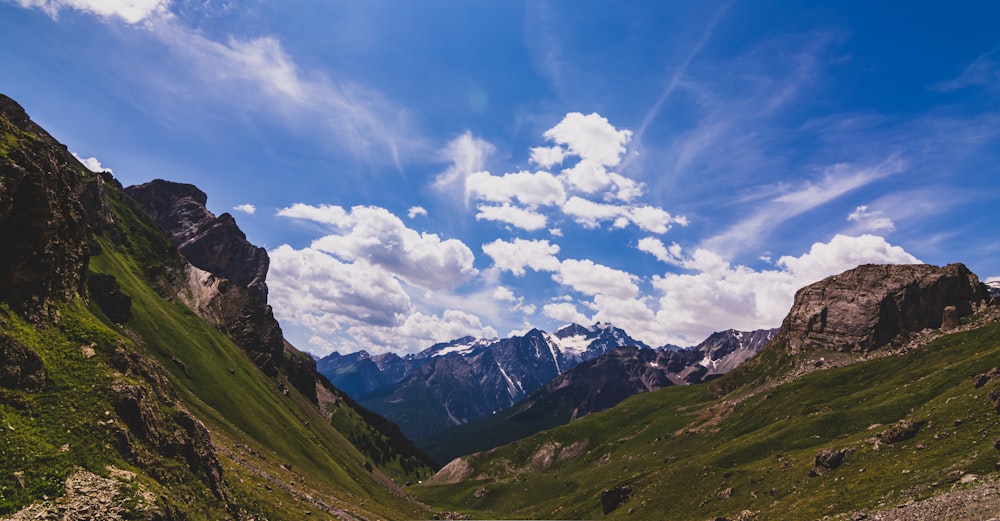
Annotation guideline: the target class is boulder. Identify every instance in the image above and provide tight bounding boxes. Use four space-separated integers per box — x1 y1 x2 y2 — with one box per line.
601 485 632 514
777 263 990 353
814 448 849 469
0 334 46 392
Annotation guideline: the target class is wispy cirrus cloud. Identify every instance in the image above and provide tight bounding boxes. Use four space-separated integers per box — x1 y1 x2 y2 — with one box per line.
14 0 170 24
702 155 906 257
13 0 425 166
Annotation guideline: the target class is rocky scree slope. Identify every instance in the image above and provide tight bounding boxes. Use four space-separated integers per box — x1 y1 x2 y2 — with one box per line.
0 93 434 519
419 328 777 464
415 262 1000 520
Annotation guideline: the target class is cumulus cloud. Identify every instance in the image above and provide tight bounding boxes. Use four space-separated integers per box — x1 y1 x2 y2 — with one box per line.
465 170 566 207
635 234 921 345
408 206 428 219
482 238 561 276
17 0 170 24
447 113 683 236
542 301 590 325
562 197 683 233
553 259 639 299
269 205 498 355
543 112 632 167
637 237 684 265
847 205 895 232
233 204 256 215
492 286 517 302
529 145 567 168
71 152 112 173
343 310 498 355
279 203 477 291
268 245 412 330
475 203 548 231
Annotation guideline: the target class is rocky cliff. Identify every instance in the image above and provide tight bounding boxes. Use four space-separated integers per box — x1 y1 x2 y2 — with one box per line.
0 94 237 517
124 180 293 382
0 94 90 320
777 263 991 353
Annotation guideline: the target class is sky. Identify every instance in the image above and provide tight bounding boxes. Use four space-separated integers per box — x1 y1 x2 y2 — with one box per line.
2 1 999 356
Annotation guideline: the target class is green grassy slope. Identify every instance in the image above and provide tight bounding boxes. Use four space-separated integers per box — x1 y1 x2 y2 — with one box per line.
414 320 1000 520
82 184 432 519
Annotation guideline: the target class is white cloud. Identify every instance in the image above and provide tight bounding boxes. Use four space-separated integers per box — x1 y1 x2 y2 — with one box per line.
277 203 351 226
775 233 918 283
233 204 256 215
434 131 495 193
542 301 590 325
641 234 921 345
553 259 639 299
543 112 632 167
492 286 517 302
847 205 895 232
279 204 477 291
408 206 428 219
71 152 112 173
345 310 498 355
529 145 567 168
561 197 625 229
562 196 683 233
90 14 421 164
17 0 170 24
637 237 684 265
465 170 566 207
268 245 412 330
475 203 548 231
703 155 906 256
482 238 561 276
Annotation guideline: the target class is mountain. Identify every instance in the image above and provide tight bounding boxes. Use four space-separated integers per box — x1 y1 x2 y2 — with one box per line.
0 94 434 519
419 328 777 464
335 323 649 441
414 262 1000 520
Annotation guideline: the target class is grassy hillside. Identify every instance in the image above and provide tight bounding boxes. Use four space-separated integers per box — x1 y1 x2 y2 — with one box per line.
1 180 430 518
414 318 1000 520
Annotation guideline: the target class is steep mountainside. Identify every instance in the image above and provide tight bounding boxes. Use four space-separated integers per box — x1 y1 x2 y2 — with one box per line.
419 328 776 465
0 94 433 519
353 323 649 441
415 263 1000 520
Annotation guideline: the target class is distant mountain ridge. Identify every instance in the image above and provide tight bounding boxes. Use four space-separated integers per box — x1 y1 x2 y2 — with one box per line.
416 262 1000 521
418 327 777 464
319 323 651 440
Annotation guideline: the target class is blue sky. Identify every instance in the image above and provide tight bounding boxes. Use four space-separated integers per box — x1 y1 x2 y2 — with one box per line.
3 1 998 355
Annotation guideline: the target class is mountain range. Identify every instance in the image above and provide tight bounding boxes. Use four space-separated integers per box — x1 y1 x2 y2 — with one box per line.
417 262 1000 520
320 323 772 445
2 91 999 521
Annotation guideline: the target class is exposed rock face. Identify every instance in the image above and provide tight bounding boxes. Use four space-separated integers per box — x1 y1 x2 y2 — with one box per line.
0 94 90 319
125 181 285 377
778 263 991 353
0 333 46 392
124 180 268 301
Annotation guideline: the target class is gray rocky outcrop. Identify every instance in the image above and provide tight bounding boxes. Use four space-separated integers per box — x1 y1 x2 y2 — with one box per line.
124 180 286 377
124 180 268 302
0 94 90 320
777 263 991 353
